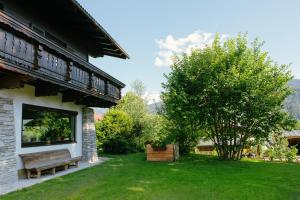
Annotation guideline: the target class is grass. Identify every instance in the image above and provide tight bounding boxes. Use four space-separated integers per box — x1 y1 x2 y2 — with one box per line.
2 153 300 200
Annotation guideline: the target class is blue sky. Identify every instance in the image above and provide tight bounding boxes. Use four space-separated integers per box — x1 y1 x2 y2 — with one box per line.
78 0 300 103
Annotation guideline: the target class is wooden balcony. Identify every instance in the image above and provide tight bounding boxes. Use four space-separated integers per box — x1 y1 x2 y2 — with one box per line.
0 10 124 107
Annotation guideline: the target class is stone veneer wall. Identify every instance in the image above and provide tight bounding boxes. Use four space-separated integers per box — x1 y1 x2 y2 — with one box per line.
82 107 98 163
0 97 17 195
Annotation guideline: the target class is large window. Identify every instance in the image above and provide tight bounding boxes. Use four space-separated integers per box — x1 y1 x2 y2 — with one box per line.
22 104 77 147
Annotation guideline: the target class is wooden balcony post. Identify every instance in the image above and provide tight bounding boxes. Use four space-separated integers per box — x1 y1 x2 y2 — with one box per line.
65 61 73 82
33 44 43 70
89 72 94 89
119 89 122 99
105 80 108 95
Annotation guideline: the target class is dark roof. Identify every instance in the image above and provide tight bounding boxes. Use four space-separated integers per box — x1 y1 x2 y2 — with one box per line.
283 130 300 137
13 0 129 59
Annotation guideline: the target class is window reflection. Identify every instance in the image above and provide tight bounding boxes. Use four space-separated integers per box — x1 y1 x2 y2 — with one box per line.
22 104 77 147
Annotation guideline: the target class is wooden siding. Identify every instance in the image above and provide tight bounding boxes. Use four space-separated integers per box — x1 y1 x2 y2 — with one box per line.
146 144 179 162
197 145 214 152
0 10 123 104
0 29 34 69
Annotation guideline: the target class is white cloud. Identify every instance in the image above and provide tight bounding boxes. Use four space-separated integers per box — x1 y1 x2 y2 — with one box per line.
142 92 161 104
155 30 228 67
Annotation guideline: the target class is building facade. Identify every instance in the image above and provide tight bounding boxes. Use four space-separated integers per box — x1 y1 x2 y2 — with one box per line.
0 0 128 194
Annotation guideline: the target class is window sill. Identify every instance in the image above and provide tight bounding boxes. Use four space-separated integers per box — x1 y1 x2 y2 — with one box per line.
21 140 77 148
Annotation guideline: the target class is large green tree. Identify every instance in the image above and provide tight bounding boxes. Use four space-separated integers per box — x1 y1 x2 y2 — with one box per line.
162 34 294 159
116 91 158 150
116 92 148 140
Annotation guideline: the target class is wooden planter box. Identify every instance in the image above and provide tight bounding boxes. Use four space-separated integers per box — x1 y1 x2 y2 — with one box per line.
146 144 179 161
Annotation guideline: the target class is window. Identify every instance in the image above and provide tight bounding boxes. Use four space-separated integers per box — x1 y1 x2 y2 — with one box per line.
22 104 77 147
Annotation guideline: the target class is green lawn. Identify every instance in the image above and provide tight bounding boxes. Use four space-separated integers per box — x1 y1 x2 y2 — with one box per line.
2 153 300 200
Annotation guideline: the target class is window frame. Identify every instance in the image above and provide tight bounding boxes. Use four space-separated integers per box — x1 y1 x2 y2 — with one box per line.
21 104 78 148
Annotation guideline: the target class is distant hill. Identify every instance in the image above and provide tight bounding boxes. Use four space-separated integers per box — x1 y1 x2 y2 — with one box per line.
287 79 300 90
148 79 300 119
148 102 163 114
285 79 300 120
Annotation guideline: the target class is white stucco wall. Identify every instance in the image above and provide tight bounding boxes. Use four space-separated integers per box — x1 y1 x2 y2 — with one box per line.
0 84 83 170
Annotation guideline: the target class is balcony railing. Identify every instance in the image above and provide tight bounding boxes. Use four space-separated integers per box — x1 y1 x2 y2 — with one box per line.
0 10 123 102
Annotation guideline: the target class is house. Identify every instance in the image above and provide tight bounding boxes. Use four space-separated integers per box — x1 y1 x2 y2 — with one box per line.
0 0 128 194
94 113 104 121
283 130 300 154
196 139 214 155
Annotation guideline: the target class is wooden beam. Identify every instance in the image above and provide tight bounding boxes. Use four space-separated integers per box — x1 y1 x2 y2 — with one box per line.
101 47 120 52
74 95 115 108
74 95 93 106
99 51 124 58
62 90 83 102
0 74 31 89
0 76 23 89
35 81 58 97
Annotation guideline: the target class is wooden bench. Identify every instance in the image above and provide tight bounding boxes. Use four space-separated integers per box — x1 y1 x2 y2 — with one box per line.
20 149 82 179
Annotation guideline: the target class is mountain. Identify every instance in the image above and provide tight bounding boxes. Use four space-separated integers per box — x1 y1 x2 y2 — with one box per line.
148 102 163 114
147 80 300 119
285 79 300 120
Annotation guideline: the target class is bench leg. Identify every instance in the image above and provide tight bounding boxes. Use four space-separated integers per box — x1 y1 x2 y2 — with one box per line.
52 168 56 175
37 170 41 178
64 165 68 170
26 170 31 179
75 161 79 167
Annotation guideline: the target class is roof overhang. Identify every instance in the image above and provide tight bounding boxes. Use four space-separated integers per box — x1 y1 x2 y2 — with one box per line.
283 130 300 138
12 0 129 59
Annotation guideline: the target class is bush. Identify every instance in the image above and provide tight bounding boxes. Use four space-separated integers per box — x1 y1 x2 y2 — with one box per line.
267 149 275 161
265 134 298 162
166 123 201 154
143 115 170 144
286 146 298 162
116 92 163 152
151 139 168 150
96 109 134 154
96 90 172 154
102 137 135 154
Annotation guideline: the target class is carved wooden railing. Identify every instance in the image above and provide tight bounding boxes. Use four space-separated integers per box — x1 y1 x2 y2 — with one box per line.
0 29 34 69
0 20 122 102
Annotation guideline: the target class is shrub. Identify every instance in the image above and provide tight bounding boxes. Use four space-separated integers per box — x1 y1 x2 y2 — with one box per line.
211 149 218 156
265 134 298 162
96 109 134 154
151 139 168 150
96 89 173 154
102 137 134 154
286 146 298 162
164 121 201 154
267 149 275 161
116 92 161 152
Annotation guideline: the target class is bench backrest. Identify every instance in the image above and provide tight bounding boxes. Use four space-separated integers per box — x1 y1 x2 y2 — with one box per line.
20 149 71 168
